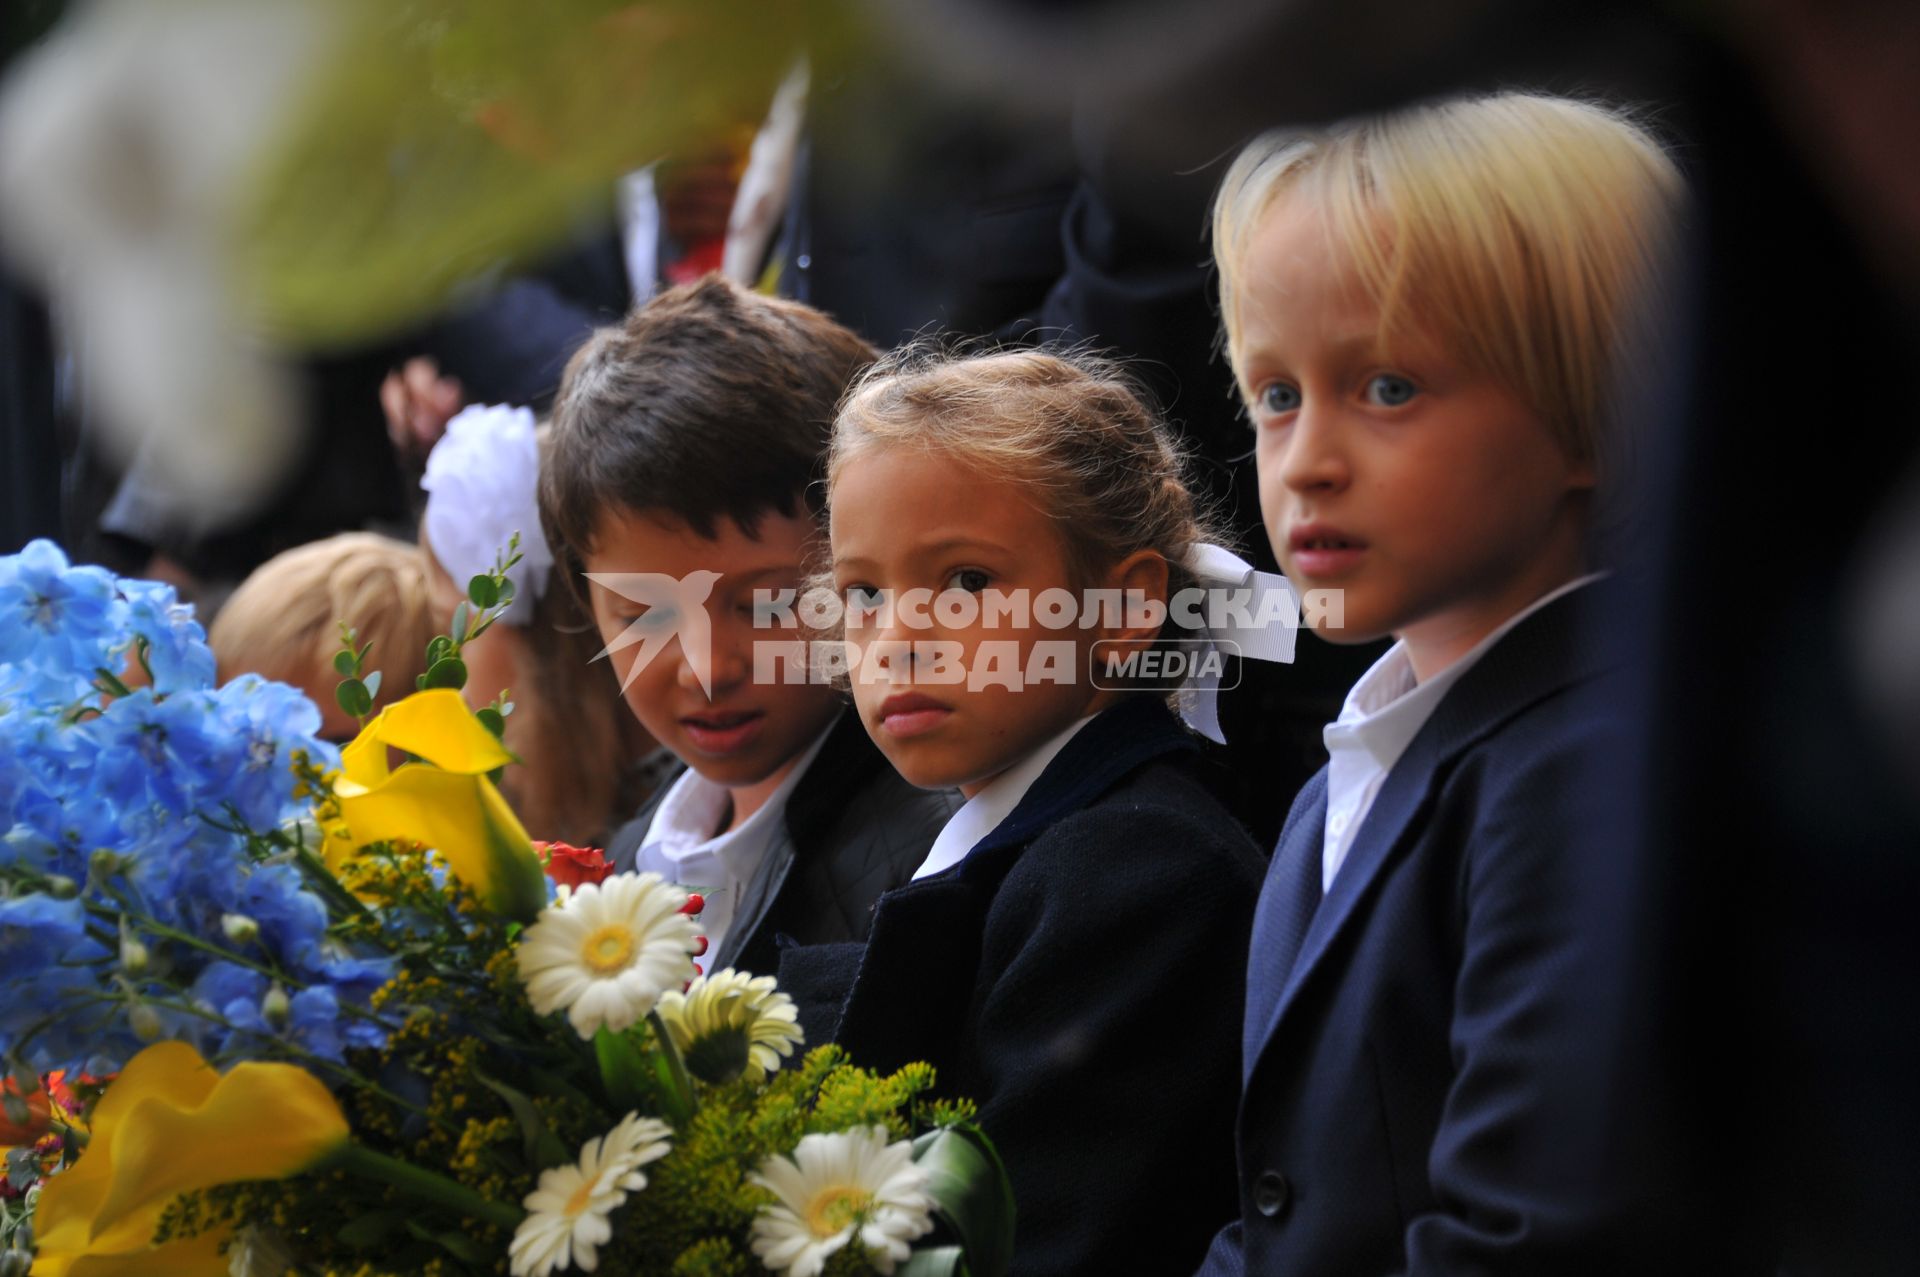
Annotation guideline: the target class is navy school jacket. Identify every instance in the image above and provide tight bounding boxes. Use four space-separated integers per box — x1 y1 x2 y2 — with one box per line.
1200 581 1705 1276
778 696 1264 1276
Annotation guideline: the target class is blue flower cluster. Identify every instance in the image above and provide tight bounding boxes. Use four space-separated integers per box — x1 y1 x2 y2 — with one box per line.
0 540 392 1074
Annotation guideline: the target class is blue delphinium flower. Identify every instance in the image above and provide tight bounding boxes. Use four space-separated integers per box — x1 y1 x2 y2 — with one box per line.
0 539 120 684
121 577 216 692
0 542 387 1074
0 893 92 979
214 675 334 830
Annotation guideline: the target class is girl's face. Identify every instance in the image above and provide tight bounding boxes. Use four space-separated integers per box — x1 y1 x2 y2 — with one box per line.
829 445 1121 797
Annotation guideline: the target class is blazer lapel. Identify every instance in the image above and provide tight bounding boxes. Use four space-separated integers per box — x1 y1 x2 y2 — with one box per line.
1252 739 1439 1060
1247 578 1632 1070
1243 773 1328 1081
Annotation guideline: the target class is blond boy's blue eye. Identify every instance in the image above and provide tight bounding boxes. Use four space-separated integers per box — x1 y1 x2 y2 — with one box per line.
1365 374 1418 406
1258 382 1301 415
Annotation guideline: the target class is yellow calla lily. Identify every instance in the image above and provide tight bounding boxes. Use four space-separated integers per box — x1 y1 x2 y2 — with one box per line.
31 1042 346 1277
37 1229 228 1277
331 688 547 922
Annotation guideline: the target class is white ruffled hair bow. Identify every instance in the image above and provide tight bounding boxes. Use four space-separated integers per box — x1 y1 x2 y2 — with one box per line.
420 403 554 626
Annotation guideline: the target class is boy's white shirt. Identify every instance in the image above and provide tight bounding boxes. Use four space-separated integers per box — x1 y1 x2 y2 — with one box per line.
634 721 836 966
1320 574 1608 893
912 714 1099 881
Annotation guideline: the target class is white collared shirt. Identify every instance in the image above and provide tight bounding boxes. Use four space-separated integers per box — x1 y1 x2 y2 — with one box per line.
1320 575 1607 893
912 715 1098 881
634 723 835 967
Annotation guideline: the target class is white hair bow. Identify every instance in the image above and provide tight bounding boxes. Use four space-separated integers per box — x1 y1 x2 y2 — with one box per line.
1174 542 1299 744
420 403 554 625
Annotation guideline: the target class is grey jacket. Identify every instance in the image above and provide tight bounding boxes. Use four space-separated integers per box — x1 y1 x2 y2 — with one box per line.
607 706 959 980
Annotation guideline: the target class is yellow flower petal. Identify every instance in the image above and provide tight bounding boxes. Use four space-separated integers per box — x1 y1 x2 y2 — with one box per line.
37 1227 230 1277
335 761 547 922
31 1043 345 1274
353 687 514 777
331 688 546 921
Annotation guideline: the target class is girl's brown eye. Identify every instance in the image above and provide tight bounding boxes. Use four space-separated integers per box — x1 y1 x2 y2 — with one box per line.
946 569 991 593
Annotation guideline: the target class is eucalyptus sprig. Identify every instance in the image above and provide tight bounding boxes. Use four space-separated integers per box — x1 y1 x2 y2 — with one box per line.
418 533 526 697
330 534 527 726
333 622 381 725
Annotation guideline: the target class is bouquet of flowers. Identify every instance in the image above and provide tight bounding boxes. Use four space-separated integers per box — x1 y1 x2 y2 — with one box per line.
0 541 1013 1277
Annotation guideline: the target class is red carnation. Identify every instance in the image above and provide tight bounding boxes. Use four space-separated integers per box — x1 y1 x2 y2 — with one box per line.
534 840 614 889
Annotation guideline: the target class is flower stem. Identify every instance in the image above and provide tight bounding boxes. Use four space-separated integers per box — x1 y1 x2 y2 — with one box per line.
647 1010 698 1125
326 1143 522 1230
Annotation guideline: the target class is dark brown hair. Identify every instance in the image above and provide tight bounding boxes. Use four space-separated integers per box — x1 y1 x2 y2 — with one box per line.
540 275 878 588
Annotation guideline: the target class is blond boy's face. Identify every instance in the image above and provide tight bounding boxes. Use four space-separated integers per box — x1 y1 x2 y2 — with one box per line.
1234 197 1595 679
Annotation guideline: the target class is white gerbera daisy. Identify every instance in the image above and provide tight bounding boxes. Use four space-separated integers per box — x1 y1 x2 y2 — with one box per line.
656 968 805 1084
517 872 701 1039
508 1112 673 1277
749 1126 935 1277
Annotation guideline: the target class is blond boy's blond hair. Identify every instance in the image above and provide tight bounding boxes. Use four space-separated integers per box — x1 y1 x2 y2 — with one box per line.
209 532 434 711
1212 93 1685 541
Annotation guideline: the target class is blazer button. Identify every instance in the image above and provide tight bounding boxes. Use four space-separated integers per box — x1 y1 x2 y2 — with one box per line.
1253 1170 1291 1218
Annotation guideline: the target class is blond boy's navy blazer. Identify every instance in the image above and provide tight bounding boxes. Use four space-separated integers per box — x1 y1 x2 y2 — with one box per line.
1200 581 1698 1276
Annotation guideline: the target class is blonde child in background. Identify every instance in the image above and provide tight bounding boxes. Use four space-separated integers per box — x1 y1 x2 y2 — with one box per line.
208 532 434 743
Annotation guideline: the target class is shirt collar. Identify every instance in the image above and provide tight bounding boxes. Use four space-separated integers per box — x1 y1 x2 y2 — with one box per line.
913 713 1099 880
642 721 836 882
1324 573 1610 773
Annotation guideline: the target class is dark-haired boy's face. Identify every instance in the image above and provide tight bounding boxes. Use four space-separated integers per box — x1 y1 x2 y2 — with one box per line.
583 507 840 820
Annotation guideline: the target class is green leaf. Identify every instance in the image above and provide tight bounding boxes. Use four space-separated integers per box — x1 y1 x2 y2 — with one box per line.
333 649 358 677
426 635 453 666
472 1069 570 1171
337 1210 408 1250
912 1125 1016 1277
899 1246 968 1277
476 707 506 739
336 679 373 719
414 673 428 692
451 602 472 644
404 1220 492 1265
424 657 468 691
496 575 516 604
469 574 499 608
362 669 383 700
593 1025 654 1114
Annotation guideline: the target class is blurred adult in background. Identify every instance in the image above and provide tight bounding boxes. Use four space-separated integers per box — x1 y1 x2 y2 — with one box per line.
1 0 67 557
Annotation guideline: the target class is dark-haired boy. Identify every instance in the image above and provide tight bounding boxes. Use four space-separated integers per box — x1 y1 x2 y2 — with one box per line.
540 275 957 979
